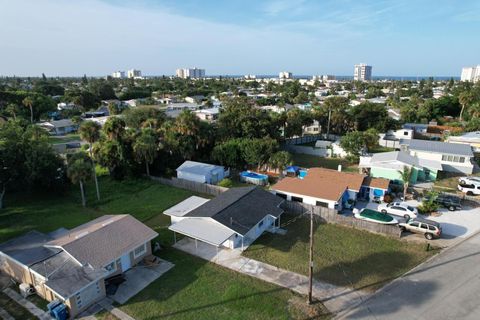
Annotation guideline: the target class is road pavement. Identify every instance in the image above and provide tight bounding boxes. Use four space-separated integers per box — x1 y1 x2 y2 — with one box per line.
337 232 480 319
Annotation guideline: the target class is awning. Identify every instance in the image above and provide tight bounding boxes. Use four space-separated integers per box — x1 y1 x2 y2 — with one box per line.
169 218 235 247
163 196 210 217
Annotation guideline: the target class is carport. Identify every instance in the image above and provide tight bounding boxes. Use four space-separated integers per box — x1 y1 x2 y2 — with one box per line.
169 218 241 252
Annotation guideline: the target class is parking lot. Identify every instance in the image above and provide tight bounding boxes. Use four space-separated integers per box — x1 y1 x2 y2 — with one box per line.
356 199 480 244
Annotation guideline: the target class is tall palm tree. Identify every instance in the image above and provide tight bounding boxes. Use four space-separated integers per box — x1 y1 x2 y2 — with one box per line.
467 102 480 119
133 128 158 176
22 97 34 123
459 91 474 121
103 117 126 140
79 121 102 200
67 153 92 207
398 166 413 200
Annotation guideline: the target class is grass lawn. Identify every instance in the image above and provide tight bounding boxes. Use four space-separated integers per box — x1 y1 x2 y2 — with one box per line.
48 133 81 144
291 154 358 173
369 145 394 153
243 214 437 292
0 292 37 320
1 178 330 320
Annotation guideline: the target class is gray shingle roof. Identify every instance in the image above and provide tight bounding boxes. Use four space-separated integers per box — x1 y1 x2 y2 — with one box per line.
0 231 60 266
47 215 158 269
406 139 473 156
185 187 284 235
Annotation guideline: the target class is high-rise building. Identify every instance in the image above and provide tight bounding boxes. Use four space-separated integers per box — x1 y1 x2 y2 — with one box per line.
127 69 142 78
354 63 372 81
176 68 205 79
279 71 292 79
461 66 480 83
111 71 125 79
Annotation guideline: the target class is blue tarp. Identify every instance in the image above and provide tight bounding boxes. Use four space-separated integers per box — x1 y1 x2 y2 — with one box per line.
373 189 384 196
285 166 300 172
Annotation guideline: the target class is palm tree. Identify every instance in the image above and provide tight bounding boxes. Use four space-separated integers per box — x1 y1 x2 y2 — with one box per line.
133 128 158 176
459 91 474 121
103 117 126 140
67 153 92 207
398 166 413 200
22 97 34 123
467 102 480 119
79 121 101 200
268 151 292 177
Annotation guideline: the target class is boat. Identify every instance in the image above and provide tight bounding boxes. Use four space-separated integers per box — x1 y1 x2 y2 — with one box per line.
354 208 398 225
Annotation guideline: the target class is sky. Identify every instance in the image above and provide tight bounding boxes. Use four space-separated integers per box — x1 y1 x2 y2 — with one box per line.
0 0 479 77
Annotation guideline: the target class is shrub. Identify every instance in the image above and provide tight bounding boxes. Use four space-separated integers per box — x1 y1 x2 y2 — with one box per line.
218 178 233 188
418 191 439 214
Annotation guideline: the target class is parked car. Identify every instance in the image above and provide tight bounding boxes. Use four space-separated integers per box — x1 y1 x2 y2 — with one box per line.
424 193 462 211
378 202 418 219
399 218 442 240
458 176 480 186
457 183 480 196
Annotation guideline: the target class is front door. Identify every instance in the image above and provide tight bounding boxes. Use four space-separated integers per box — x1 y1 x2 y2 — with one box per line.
120 252 131 272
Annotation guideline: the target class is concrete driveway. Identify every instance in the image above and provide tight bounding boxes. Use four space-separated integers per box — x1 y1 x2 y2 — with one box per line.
355 200 480 242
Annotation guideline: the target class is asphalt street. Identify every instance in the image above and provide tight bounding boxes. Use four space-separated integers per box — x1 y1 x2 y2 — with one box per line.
338 232 480 319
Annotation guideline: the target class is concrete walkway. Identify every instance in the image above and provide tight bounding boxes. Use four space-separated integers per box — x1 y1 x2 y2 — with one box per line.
111 258 174 304
174 238 371 315
2 288 52 320
0 307 14 320
97 297 136 320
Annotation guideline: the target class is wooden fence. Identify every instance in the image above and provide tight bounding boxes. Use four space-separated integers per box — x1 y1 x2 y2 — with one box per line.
281 201 402 237
149 176 229 196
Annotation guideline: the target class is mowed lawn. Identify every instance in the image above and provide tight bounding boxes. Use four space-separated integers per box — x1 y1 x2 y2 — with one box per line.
0 178 330 320
291 154 358 173
243 214 437 291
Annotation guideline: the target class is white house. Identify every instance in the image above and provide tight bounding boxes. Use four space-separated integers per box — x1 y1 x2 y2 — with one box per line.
195 107 220 122
176 161 229 184
447 131 480 154
401 139 474 174
39 119 77 135
164 187 284 251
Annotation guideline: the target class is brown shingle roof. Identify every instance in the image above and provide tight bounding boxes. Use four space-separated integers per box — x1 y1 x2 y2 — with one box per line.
271 168 365 202
362 177 390 190
46 215 158 269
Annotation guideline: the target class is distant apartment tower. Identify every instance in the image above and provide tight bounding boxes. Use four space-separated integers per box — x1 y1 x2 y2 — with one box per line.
279 71 292 79
461 66 480 83
127 69 142 78
111 71 125 79
176 68 205 79
354 63 372 81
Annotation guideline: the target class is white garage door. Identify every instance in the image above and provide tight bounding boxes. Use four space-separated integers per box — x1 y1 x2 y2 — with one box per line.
75 281 102 310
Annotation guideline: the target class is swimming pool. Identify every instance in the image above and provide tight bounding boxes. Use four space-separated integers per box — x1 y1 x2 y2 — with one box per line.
240 171 269 185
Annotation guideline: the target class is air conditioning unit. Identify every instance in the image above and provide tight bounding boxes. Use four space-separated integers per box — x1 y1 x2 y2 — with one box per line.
19 283 35 298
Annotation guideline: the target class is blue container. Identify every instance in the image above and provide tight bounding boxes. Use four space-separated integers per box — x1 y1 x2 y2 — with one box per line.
47 299 62 312
51 303 68 320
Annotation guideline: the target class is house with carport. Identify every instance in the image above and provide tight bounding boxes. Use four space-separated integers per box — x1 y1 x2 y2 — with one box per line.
164 186 284 251
0 215 158 318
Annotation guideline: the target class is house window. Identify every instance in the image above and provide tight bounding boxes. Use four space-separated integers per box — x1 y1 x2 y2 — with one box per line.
133 244 146 258
460 157 465 163
104 261 116 273
276 193 287 199
442 155 447 161
316 201 328 208
291 196 303 203
258 220 264 228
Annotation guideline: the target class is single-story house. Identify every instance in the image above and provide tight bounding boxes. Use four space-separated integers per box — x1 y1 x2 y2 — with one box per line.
0 215 157 318
359 151 442 183
401 139 474 174
194 107 220 122
39 119 77 135
271 167 389 210
176 160 230 184
447 131 480 154
164 186 284 251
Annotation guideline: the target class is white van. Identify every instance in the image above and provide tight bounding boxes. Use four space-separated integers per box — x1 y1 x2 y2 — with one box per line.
457 183 480 196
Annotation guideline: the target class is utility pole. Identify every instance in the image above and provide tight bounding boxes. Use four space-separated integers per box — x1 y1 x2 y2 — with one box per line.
307 209 314 304
326 107 332 139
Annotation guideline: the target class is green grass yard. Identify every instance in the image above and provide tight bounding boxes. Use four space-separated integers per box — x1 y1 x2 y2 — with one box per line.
1 178 330 320
291 153 358 173
243 214 437 291
0 292 37 320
